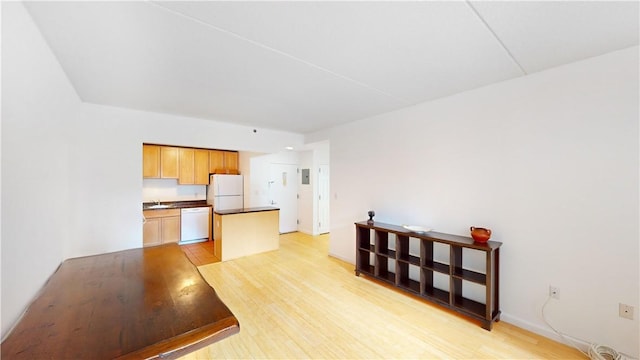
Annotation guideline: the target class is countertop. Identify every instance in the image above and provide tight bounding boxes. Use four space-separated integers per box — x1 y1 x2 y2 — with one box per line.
214 206 279 215
142 200 210 211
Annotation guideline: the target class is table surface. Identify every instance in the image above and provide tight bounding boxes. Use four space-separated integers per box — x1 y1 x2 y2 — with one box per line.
1 244 239 359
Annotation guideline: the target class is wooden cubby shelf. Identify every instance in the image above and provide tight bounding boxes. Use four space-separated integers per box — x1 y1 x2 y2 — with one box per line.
355 221 502 330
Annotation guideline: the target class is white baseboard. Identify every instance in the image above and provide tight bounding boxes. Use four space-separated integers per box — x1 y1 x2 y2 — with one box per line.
328 252 353 264
501 313 590 351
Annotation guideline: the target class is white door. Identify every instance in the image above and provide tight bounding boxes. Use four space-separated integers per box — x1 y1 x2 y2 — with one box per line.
269 163 298 233
318 164 330 234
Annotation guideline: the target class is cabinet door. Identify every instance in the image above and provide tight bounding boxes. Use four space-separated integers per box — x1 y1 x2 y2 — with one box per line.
162 216 181 243
161 147 179 178
143 217 162 247
142 145 160 178
194 149 210 185
224 151 239 173
209 150 224 174
178 148 195 184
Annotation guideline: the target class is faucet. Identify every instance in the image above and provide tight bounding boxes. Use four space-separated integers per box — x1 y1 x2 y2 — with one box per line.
154 199 161 205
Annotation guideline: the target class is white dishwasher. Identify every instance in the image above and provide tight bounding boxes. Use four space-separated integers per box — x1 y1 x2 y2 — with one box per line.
180 207 210 243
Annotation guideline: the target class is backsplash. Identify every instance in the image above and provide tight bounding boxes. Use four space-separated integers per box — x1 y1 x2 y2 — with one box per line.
143 179 207 202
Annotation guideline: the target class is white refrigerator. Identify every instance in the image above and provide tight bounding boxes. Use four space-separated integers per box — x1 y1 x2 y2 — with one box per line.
207 174 244 211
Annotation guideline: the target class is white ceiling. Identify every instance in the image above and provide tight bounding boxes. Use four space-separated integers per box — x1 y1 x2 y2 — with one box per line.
23 1 639 134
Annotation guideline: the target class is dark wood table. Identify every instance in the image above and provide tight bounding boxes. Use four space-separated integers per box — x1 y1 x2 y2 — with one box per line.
1 243 239 359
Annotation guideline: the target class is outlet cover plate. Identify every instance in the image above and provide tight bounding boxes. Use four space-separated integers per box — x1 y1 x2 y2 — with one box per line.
619 303 634 320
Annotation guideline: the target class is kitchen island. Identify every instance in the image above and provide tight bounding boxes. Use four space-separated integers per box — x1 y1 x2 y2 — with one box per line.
213 207 280 261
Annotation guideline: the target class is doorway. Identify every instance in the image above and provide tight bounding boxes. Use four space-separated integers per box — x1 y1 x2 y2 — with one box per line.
268 163 298 233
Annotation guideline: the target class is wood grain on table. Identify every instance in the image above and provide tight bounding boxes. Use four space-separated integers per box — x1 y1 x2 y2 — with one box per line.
1 243 239 359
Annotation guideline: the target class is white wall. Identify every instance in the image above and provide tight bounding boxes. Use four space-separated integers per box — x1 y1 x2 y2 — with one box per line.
142 179 206 203
315 47 639 356
247 151 299 208
2 2 77 338
1 2 304 337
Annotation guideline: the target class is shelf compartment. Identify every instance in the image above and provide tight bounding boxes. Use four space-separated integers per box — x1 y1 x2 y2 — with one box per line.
358 244 375 252
376 268 396 284
421 240 450 271
452 267 486 284
421 268 450 303
375 255 396 284
356 226 372 250
422 260 450 274
397 262 420 294
375 230 390 253
423 286 450 305
358 264 375 276
396 235 420 266
397 254 420 265
453 295 487 318
356 247 375 276
398 278 420 294
376 248 396 258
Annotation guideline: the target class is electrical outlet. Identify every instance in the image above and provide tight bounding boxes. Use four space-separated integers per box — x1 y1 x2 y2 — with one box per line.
619 303 634 320
549 286 559 299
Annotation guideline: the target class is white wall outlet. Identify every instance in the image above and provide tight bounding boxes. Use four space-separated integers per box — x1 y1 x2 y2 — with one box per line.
619 303 634 320
549 286 559 299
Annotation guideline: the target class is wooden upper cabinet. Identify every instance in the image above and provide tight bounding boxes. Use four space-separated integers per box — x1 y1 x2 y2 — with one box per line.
180 148 210 185
143 145 160 178
209 150 225 174
224 151 239 173
194 149 210 185
179 148 195 184
143 145 237 180
161 147 179 179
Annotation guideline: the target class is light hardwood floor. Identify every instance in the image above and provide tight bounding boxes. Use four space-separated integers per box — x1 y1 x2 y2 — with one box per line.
182 232 584 359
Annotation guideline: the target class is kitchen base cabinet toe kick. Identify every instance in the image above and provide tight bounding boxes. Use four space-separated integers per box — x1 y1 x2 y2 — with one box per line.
355 221 502 330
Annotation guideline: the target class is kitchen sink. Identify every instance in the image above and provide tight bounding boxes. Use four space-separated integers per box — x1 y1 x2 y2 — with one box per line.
146 204 171 209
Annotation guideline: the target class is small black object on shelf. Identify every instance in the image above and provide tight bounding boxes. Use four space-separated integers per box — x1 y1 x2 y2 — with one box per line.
367 210 375 224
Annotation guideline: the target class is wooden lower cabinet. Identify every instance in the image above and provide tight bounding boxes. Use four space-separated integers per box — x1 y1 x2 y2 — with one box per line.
143 218 161 246
143 209 180 246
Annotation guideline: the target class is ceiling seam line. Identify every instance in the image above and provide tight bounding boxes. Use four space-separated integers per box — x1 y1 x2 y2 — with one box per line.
146 0 412 105
465 0 528 75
